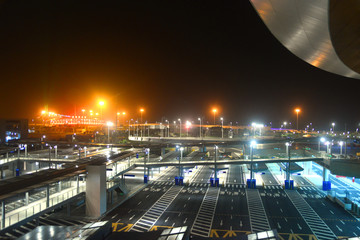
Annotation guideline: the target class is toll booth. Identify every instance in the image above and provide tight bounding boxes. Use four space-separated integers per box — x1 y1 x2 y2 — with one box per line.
247 179 256 189
322 181 331 191
144 175 148 183
179 176 184 186
215 178 219 187
210 177 214 187
284 180 295 190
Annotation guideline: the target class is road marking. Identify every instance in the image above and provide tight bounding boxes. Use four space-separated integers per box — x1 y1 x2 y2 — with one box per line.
297 224 302 230
191 187 220 237
330 210 334 214
277 222 281 229
183 218 187 224
285 190 337 240
130 185 183 232
137 201 142 205
165 217 169 223
240 220 243 227
336 225 343 232
246 189 271 233
129 215 135 221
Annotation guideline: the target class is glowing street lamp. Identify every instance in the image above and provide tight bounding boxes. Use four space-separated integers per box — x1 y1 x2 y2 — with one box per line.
250 140 257 180
331 122 335 132
339 141 344 155
295 108 301 130
107 121 114 143
284 122 287 129
179 147 184 177
185 121 192 137
178 119 182 137
99 101 105 119
165 120 169 137
220 117 224 138
140 108 144 137
319 137 326 151
212 108 217 125
198 118 202 138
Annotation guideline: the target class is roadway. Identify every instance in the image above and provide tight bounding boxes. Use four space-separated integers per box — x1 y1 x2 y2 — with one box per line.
106 162 360 239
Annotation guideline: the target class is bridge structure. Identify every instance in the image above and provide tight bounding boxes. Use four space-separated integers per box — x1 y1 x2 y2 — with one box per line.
0 135 358 235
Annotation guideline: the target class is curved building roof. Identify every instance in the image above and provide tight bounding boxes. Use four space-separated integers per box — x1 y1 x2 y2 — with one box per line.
250 0 360 79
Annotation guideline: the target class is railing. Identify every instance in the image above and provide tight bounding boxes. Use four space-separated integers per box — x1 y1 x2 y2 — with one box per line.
1 183 86 229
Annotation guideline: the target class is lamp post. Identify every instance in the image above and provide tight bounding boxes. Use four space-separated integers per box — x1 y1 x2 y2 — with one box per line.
178 119 182 137
220 117 224 138
250 140 257 180
214 145 218 179
198 118 202 138
285 142 292 181
284 122 287 129
140 109 144 138
107 121 113 144
99 101 105 120
339 141 343 155
331 122 335 133
179 147 184 177
212 109 217 125
295 108 300 130
319 137 325 152
186 121 191 137
165 120 169 137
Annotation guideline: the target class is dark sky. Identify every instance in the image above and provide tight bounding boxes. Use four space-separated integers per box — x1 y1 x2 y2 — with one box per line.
0 0 359 130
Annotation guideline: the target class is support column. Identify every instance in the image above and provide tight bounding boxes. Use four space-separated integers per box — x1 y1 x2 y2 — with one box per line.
77 175 80 194
303 161 312 175
46 185 50 208
322 167 331 191
86 165 106 217
322 168 330 181
1 201 5 229
25 192 29 206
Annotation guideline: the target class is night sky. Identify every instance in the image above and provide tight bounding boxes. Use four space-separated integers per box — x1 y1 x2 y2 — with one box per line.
0 0 359 130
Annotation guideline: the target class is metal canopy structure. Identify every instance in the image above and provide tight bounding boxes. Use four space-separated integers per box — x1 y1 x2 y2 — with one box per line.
250 0 360 79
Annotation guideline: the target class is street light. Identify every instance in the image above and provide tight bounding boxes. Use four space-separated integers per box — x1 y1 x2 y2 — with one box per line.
178 119 182 137
284 122 287 129
165 120 169 137
198 118 202 138
331 122 335 133
319 137 326 151
295 108 301 130
185 121 191 137
107 121 113 143
140 109 144 137
179 147 184 177
212 109 217 125
285 142 292 181
339 141 343 155
220 117 224 138
99 101 105 120
250 140 257 180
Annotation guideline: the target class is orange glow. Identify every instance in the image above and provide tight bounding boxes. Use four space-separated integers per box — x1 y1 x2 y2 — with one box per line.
212 108 217 113
117 112 120 115
98 101 105 106
89 110 93 113
81 109 85 112
122 112 126 115
295 108 301 113
41 110 46 115
140 108 144 113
